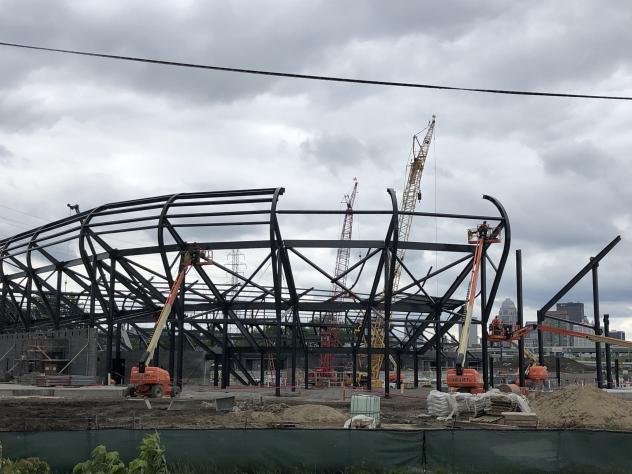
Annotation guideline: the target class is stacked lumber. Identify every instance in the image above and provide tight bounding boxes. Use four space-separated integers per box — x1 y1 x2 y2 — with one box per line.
502 412 538 428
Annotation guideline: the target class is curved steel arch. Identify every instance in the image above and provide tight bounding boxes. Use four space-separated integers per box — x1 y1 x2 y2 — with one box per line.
0 187 510 393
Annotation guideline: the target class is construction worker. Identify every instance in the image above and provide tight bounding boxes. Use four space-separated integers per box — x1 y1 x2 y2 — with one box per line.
489 315 503 337
477 221 489 240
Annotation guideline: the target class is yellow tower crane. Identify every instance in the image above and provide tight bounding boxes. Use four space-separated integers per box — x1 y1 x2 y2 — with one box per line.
369 115 436 387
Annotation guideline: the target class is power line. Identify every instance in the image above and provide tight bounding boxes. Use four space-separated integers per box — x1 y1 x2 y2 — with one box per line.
1 41 631 101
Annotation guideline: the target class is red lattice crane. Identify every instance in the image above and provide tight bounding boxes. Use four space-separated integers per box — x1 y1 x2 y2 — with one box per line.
315 179 358 381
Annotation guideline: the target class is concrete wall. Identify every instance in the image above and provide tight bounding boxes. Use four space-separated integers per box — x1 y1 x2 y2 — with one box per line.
99 349 207 385
0 328 97 380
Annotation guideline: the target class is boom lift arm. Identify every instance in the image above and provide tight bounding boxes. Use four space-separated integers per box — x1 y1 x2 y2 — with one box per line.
446 222 500 393
139 248 210 373
491 322 632 349
455 236 485 374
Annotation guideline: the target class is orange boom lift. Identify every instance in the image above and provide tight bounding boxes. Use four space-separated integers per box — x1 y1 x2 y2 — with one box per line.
446 222 500 393
129 247 211 397
487 321 632 387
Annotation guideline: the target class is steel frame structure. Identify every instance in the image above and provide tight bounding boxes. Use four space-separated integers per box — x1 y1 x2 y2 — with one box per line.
0 188 510 396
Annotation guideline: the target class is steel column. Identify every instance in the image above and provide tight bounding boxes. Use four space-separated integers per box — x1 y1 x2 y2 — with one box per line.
304 350 309 390
592 263 603 388
291 308 297 392
269 188 284 397
352 347 357 386
615 358 620 387
604 313 613 389
537 310 545 365
222 314 229 389
89 254 97 327
516 250 526 387
413 351 418 388
489 355 494 388
383 188 399 397
168 322 175 379
176 273 185 388
0 283 6 333
480 250 489 390
55 269 62 324
367 305 372 391
260 351 265 387
435 320 442 391
106 258 117 380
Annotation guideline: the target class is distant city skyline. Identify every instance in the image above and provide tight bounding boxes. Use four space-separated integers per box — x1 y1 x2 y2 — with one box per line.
496 298 626 346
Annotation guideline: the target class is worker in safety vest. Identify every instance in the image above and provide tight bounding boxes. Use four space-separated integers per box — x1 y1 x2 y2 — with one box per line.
489 315 503 337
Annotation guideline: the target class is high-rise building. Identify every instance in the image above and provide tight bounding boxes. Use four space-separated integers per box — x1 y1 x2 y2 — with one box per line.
610 330 626 340
556 302 584 324
523 320 537 347
543 310 571 347
498 298 517 325
572 318 594 348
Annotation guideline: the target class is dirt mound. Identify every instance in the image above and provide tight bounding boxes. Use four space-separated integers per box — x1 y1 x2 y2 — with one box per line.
532 385 632 429
281 404 347 423
221 410 278 427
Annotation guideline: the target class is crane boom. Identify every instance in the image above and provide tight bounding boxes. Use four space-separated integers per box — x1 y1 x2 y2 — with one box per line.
332 180 358 292
367 118 435 387
393 115 436 290
317 179 358 378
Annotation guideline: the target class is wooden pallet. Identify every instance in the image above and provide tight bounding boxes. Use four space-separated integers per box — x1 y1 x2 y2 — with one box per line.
502 412 538 428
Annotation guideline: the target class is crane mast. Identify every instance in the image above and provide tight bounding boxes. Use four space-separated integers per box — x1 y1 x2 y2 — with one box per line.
368 116 435 387
332 180 358 291
317 179 358 379
394 115 436 291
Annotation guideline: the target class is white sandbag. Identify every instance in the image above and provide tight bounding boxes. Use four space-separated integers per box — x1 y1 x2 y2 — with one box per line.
344 414 376 429
427 390 457 419
506 392 531 413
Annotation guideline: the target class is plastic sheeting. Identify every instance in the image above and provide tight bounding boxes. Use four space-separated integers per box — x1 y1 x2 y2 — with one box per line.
0 429 631 473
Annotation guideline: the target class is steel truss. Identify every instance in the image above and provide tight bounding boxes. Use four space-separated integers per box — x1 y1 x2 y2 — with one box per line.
0 188 510 396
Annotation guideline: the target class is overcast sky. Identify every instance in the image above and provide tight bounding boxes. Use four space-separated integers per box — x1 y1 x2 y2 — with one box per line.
1 1 631 335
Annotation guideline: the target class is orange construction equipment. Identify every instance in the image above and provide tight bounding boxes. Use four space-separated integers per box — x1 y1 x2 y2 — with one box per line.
487 321 632 388
129 366 175 398
446 222 500 393
129 247 211 398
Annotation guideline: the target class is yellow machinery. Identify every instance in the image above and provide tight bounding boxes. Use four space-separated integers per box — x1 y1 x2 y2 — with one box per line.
368 116 436 387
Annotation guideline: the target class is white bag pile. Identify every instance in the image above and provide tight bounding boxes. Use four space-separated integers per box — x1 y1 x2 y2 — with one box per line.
454 392 487 418
426 388 530 421
426 390 458 419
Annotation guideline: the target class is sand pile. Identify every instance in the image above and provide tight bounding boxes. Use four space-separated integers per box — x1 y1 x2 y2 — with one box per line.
281 404 347 424
532 385 632 429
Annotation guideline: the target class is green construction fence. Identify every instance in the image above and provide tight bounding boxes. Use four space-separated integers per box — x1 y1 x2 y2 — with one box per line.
0 429 631 473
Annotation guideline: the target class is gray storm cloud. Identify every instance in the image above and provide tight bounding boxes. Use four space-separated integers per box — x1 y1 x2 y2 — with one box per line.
0 0 631 332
